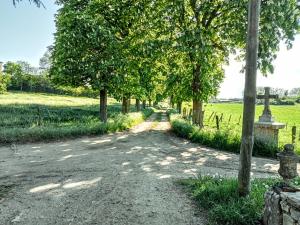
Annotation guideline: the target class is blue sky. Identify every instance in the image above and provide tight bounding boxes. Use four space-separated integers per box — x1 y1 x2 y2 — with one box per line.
0 0 299 98
0 0 58 66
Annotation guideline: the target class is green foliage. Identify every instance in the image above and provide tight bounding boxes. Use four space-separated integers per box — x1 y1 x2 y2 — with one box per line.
51 0 163 104
274 99 296 106
0 73 11 94
153 0 299 106
2 61 99 97
179 176 283 225
170 116 194 139
0 92 153 144
51 0 120 91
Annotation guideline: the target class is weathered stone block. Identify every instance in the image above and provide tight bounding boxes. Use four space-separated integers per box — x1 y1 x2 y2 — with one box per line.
264 191 283 225
254 122 285 148
284 193 300 210
291 208 300 221
283 213 295 225
281 200 290 213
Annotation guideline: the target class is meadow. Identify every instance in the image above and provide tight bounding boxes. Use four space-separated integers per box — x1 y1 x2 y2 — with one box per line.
178 102 300 155
0 92 153 144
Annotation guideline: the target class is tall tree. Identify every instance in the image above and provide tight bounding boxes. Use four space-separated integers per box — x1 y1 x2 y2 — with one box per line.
50 0 121 122
3 62 24 91
39 46 53 73
151 0 299 127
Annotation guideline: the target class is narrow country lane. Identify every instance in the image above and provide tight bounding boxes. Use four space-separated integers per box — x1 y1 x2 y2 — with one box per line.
0 112 283 225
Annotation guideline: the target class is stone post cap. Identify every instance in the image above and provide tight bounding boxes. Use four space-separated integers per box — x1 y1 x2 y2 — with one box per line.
277 144 299 160
284 144 294 153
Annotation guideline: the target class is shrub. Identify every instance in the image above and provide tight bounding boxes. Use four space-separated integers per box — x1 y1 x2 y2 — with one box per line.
0 74 11 94
6 73 99 98
253 139 278 158
274 99 295 105
171 118 194 138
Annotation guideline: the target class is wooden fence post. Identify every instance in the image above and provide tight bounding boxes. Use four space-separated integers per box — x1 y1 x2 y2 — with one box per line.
37 106 42 126
216 115 220 130
189 109 192 118
228 115 232 123
208 112 214 122
220 113 224 122
238 115 242 125
183 108 187 118
292 126 297 144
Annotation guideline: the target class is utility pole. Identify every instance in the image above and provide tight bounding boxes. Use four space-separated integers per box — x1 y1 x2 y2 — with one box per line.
238 0 261 197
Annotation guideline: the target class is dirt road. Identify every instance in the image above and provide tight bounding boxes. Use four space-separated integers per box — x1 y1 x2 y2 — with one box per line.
0 112 281 225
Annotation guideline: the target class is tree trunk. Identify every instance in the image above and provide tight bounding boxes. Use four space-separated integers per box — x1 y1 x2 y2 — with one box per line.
192 100 203 127
136 99 141 112
122 96 130 114
238 0 261 197
170 95 174 108
177 101 182 114
127 97 131 113
142 100 146 109
122 97 128 114
149 100 152 107
192 64 203 127
99 89 107 123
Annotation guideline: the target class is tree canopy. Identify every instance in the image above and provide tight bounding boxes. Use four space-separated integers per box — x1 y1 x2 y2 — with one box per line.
50 0 300 124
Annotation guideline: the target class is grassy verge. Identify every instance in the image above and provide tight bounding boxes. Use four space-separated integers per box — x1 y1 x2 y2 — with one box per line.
0 92 154 144
179 175 300 225
181 102 300 153
0 108 153 144
168 110 278 157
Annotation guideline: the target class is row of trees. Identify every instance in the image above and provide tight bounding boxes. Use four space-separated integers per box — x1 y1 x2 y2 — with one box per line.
13 0 299 196
50 0 299 126
0 58 98 97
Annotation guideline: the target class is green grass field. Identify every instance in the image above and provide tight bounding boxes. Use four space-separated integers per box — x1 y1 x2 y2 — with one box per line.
183 102 300 151
0 92 152 144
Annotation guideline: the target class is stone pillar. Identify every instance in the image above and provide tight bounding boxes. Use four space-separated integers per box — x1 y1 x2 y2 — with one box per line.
254 122 285 147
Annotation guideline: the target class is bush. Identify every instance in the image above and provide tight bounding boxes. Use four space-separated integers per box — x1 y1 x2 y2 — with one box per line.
168 111 277 157
179 176 294 225
0 74 11 93
274 99 295 105
6 73 99 98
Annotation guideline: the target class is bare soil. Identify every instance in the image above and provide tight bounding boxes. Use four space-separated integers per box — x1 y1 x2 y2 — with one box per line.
0 112 284 225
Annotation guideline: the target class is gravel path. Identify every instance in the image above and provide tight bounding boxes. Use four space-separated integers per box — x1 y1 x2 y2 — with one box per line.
0 112 284 225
